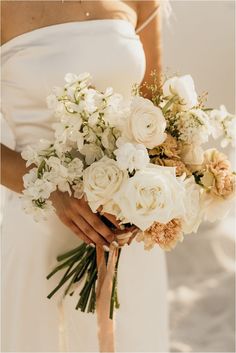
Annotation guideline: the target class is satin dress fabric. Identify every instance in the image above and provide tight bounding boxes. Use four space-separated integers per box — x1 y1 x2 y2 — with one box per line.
1 19 169 352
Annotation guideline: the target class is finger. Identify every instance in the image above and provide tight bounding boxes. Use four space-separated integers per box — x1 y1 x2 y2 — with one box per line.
101 212 121 229
75 201 115 243
72 214 110 248
66 220 92 245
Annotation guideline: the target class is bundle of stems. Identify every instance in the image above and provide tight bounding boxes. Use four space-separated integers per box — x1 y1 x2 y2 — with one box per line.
47 242 121 319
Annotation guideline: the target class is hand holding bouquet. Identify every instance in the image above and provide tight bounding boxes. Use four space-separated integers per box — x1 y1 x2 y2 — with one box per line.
21 71 235 351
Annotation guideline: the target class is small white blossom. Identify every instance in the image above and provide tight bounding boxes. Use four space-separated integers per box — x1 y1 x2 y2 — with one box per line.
176 109 211 145
114 142 149 173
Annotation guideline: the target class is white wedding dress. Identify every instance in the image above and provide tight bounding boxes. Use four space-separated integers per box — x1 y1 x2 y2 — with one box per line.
1 19 169 352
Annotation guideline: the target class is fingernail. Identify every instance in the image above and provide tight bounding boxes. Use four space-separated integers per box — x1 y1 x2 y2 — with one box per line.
120 225 125 230
89 243 95 248
111 241 119 248
103 245 110 252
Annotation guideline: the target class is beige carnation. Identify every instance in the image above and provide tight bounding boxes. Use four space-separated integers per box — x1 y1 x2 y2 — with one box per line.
136 219 183 251
151 157 191 177
149 134 180 159
200 149 235 198
149 134 191 176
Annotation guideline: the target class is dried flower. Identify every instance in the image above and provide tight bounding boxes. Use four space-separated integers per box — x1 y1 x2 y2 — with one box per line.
149 134 180 159
136 219 183 251
200 149 235 198
151 157 191 177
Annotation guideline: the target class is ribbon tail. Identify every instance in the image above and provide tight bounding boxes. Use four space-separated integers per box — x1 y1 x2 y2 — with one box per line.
58 297 68 352
96 246 118 352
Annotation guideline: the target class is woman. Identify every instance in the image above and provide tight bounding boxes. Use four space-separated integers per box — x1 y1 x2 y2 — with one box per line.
1 1 169 351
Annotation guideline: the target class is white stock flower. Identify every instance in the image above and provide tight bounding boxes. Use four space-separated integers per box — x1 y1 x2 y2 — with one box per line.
208 105 236 148
21 139 53 167
80 144 104 165
24 178 56 200
221 114 236 148
67 158 84 181
64 72 91 85
83 156 128 212
101 128 116 151
113 165 186 231
122 96 167 149
22 196 54 222
163 74 198 111
177 109 211 145
103 93 128 128
23 168 38 188
114 142 149 173
181 176 203 234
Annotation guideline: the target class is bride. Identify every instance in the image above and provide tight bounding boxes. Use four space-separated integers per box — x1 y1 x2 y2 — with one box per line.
1 1 170 351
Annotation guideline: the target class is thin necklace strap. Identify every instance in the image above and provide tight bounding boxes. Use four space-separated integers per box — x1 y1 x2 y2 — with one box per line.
135 6 160 34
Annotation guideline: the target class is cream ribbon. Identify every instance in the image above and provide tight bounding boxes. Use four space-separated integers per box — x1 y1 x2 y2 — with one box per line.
58 232 133 353
96 232 132 353
96 244 117 352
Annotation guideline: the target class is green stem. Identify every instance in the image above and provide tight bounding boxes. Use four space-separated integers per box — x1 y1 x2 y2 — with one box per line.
57 243 87 262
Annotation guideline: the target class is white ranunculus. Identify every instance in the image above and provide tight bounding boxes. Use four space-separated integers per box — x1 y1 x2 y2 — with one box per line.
113 165 186 231
80 143 104 166
83 156 128 212
123 96 167 149
114 142 149 173
180 143 204 165
162 74 198 111
181 177 203 234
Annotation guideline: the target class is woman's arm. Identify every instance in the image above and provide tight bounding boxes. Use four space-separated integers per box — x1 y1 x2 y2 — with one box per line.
0 143 118 247
137 0 163 99
1 143 27 193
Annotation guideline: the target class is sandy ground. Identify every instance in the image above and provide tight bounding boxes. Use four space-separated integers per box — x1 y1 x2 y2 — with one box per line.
166 213 235 353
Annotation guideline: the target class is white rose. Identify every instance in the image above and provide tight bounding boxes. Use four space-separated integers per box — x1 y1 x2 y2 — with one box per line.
180 143 204 165
113 165 186 231
181 177 203 234
83 156 128 212
123 96 167 149
163 74 198 111
114 142 149 173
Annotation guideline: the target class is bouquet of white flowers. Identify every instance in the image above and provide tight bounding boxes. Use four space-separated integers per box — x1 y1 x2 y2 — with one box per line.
21 71 235 350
